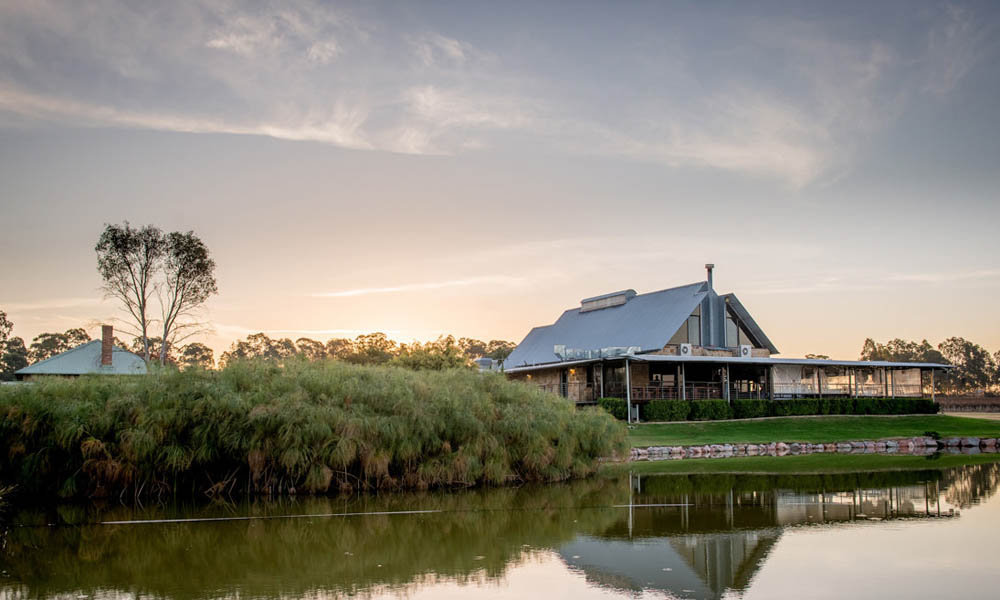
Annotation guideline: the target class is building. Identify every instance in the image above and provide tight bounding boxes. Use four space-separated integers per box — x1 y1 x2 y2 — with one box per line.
15 325 147 380
504 265 950 413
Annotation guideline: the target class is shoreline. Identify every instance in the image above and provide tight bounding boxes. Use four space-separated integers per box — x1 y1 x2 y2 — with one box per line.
630 435 998 462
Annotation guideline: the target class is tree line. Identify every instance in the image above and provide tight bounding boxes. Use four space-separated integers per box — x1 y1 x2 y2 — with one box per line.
858 337 999 395
217 332 515 370
0 310 515 379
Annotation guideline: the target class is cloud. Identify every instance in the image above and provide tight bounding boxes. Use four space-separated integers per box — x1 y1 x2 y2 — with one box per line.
385 85 539 153
313 275 524 298
889 269 1000 284
922 3 988 96
411 33 474 67
203 2 344 62
745 267 1000 296
212 323 404 337
0 84 373 150
0 1 985 186
2 297 103 312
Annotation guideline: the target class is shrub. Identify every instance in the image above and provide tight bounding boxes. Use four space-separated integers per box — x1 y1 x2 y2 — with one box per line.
771 398 819 416
0 359 627 498
598 397 628 420
732 399 769 419
689 399 732 421
641 400 691 422
820 397 855 415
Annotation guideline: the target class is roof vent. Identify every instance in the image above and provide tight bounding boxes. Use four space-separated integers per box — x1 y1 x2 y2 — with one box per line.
580 289 636 313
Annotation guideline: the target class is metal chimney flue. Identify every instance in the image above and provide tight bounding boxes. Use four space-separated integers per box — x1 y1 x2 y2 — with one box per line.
705 263 714 290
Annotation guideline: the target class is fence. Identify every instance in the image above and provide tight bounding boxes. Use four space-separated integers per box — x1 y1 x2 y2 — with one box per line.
771 383 924 398
936 396 1000 412
537 381 928 403
603 381 722 401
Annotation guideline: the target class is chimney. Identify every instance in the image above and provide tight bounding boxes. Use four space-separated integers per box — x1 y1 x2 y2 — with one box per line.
101 325 113 367
705 263 715 290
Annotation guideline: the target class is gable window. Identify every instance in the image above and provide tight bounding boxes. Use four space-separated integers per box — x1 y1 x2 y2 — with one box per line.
687 315 701 345
669 306 702 346
726 314 738 348
726 309 756 348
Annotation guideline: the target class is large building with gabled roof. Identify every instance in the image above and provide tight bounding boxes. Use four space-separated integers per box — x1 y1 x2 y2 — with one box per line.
504 265 950 414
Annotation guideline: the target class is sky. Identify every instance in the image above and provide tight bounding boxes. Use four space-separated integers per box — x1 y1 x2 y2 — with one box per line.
1 0 999 361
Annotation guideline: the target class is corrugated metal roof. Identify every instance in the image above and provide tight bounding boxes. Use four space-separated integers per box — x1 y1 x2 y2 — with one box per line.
503 353 953 373
504 281 708 367
16 340 148 376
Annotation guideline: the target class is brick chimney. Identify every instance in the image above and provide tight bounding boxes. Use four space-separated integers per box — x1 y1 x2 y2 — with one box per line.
101 325 113 367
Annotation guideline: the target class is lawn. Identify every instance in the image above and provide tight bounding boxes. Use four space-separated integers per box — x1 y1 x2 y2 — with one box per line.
616 451 1000 476
628 414 1000 448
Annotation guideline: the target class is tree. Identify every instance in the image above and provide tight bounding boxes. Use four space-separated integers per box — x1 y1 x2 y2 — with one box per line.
63 328 92 348
0 310 11 346
486 340 516 361
859 338 945 364
129 336 175 365
0 337 28 380
96 223 166 362
220 333 297 366
804 353 830 360
178 343 214 370
458 337 488 359
393 335 470 370
0 310 27 380
294 338 327 361
995 350 1000 388
348 332 398 365
157 231 218 365
938 337 996 393
28 330 91 363
325 338 354 360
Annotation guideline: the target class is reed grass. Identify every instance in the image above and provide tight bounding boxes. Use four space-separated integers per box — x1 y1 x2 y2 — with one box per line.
0 359 626 498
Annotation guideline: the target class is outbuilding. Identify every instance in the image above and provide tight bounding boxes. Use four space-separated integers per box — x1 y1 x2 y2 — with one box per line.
14 325 147 380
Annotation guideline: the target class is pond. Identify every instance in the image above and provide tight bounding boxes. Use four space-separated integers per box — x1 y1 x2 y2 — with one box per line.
2 456 999 600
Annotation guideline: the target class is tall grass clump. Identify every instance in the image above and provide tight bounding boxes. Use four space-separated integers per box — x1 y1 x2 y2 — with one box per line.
0 360 626 499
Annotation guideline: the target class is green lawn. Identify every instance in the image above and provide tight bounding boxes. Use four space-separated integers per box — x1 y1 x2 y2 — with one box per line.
628 414 1000 448
614 451 1000 476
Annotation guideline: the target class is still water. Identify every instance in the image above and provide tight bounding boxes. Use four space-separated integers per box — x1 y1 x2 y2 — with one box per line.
2 458 999 600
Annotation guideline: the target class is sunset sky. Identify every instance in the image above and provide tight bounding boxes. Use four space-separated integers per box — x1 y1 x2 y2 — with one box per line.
1 0 999 360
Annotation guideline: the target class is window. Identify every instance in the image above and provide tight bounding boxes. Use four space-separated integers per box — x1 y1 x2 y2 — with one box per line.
726 315 738 348
687 315 701 345
670 306 703 346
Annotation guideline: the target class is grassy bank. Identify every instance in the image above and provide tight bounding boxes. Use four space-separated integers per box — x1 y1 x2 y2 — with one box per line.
629 414 1000 448
0 360 626 498
619 451 1000 476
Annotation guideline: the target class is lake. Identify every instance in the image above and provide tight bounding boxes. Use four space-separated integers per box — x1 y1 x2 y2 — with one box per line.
2 456 998 600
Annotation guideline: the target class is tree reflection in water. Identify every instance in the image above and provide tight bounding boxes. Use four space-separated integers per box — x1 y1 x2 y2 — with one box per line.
1 461 998 600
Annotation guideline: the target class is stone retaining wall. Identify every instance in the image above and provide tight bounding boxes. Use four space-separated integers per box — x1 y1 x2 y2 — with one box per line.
630 436 999 461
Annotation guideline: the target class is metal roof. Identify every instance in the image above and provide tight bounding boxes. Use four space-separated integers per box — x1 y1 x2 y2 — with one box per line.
504 281 708 368
503 353 953 373
16 340 148 376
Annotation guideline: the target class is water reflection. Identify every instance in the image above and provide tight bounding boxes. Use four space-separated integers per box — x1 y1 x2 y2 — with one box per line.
1 460 998 600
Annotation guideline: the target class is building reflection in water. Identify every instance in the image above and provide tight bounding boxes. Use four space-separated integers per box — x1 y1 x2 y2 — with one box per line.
562 462 999 600
1 462 997 600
